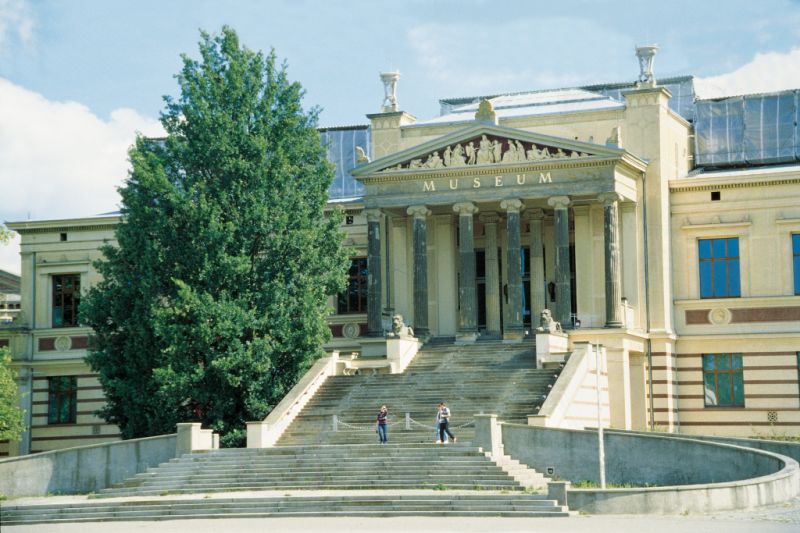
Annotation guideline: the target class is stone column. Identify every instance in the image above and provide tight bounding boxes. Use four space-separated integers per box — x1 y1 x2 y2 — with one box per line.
547 196 572 328
479 212 501 338
407 205 431 339
501 198 524 341
453 202 479 343
365 209 383 336
600 193 623 328
528 208 546 323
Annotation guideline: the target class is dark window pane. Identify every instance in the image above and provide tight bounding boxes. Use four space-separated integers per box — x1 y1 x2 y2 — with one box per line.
732 354 743 369
699 239 712 259
795 256 800 295
700 261 713 298
703 373 717 405
713 260 727 297
703 355 715 370
728 260 741 297
712 239 726 257
727 238 739 257
717 373 732 405
717 354 730 370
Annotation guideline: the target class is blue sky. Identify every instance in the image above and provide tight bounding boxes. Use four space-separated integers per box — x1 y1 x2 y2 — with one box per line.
1 0 800 273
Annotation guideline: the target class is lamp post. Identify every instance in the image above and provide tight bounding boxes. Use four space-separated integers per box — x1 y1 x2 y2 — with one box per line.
595 341 606 489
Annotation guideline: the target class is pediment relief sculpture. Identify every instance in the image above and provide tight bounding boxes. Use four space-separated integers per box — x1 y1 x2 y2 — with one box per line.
381 134 591 172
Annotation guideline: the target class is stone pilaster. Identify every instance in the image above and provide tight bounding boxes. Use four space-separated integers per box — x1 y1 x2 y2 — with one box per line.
479 212 501 338
407 205 431 339
365 209 383 336
600 193 623 328
453 202 479 343
527 208 546 324
501 198 524 341
548 196 572 328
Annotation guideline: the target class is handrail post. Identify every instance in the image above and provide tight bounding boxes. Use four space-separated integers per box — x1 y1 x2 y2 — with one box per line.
333 414 338 432
405 412 411 430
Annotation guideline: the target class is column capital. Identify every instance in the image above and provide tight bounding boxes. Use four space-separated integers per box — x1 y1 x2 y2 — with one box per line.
522 207 545 221
598 192 624 206
479 212 500 225
547 196 571 209
453 202 479 215
500 198 524 213
365 208 383 222
406 205 431 219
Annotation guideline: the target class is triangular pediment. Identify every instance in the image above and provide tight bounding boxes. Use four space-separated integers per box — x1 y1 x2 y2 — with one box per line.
353 123 634 177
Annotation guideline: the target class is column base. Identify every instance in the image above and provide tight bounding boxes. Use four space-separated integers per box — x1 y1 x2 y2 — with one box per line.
604 321 624 328
455 331 478 344
502 328 525 342
414 328 431 343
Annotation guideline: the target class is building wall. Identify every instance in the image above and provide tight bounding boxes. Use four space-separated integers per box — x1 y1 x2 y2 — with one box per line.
0 217 121 456
670 169 800 436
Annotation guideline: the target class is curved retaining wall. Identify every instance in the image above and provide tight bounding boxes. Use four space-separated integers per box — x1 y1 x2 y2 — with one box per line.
0 433 177 498
502 423 800 514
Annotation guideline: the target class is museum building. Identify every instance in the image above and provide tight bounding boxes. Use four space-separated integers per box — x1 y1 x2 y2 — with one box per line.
2 50 800 456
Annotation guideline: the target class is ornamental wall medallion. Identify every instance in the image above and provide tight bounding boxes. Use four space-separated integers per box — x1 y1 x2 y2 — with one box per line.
342 322 361 339
707 308 732 325
54 335 72 351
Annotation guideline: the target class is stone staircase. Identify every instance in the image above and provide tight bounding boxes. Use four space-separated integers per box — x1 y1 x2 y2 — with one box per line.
0 340 574 525
93 444 528 497
0 493 571 524
278 340 560 446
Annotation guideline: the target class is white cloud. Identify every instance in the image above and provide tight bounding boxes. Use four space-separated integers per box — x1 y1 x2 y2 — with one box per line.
0 78 164 274
0 0 33 52
695 47 800 98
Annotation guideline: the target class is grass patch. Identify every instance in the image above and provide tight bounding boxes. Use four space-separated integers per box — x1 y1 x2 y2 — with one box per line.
431 484 448 491
572 480 654 489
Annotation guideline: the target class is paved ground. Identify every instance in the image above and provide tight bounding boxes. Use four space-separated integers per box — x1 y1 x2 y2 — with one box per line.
4 495 800 533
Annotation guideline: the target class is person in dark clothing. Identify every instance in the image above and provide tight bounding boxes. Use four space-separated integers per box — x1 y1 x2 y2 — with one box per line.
376 405 388 444
437 402 456 444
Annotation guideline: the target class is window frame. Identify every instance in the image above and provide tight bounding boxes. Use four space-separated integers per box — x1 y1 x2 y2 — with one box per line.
336 257 368 315
52 273 81 328
793 234 800 295
698 237 741 299
47 376 77 425
702 353 745 408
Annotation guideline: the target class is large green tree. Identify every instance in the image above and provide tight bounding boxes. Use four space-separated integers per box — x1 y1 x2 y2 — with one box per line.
0 348 25 442
81 27 348 447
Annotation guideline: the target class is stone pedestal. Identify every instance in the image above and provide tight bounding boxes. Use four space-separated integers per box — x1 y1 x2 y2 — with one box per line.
535 332 570 368
386 335 422 373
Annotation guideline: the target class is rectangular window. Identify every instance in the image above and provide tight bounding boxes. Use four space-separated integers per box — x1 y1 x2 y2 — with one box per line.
699 238 740 298
52 274 81 327
703 354 744 407
337 257 368 314
793 234 800 295
48 376 77 424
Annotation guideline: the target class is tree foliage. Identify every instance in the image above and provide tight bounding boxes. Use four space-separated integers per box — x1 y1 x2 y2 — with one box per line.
81 27 348 447
0 348 26 442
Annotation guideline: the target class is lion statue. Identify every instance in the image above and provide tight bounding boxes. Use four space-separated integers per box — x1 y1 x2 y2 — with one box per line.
387 314 414 338
536 309 562 334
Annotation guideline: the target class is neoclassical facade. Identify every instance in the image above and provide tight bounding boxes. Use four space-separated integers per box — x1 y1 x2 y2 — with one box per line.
2 62 800 456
